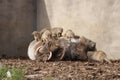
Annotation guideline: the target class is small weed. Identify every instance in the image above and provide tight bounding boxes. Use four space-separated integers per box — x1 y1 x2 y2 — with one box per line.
0 65 7 80
9 66 26 80
0 65 26 80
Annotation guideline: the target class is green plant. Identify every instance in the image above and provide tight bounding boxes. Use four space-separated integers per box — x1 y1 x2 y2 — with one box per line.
9 66 26 80
0 65 27 80
0 65 7 80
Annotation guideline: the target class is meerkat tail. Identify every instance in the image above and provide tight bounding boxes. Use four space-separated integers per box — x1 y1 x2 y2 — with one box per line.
104 58 112 64
48 51 52 60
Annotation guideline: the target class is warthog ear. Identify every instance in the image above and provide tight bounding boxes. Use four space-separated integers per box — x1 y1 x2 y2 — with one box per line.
80 36 87 45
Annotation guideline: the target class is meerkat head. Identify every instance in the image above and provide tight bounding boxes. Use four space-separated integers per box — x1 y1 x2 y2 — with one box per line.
41 30 52 43
57 27 63 37
52 27 63 39
64 29 75 39
32 31 41 41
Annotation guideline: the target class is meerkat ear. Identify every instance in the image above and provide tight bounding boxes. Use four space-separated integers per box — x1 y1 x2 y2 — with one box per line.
32 31 38 35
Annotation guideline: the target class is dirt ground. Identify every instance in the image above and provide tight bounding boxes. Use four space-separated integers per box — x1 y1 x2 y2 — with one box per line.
0 58 120 80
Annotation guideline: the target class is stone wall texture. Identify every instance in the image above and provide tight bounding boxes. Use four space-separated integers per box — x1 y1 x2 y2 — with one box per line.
0 0 120 59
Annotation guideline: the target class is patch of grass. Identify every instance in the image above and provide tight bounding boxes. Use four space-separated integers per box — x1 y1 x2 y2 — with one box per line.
0 65 26 80
9 66 26 80
0 65 7 80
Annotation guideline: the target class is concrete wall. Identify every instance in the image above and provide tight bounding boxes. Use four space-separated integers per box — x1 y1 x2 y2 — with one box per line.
0 0 36 57
37 0 120 59
37 0 51 30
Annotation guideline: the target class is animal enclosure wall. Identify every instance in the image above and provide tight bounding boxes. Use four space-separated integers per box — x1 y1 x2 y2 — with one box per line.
0 0 36 57
37 0 120 60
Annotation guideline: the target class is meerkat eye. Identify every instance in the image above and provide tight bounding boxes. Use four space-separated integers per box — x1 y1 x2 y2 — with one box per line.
50 35 52 38
59 33 61 35
58 33 62 37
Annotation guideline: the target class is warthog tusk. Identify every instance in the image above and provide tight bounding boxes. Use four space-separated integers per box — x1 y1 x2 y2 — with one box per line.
48 51 52 60
34 46 42 56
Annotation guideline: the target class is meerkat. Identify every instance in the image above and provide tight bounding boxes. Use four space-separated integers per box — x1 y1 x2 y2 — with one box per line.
39 27 63 40
40 29 52 43
87 50 111 63
39 27 50 36
32 31 41 42
51 27 63 39
63 29 82 43
32 29 52 42
64 29 75 39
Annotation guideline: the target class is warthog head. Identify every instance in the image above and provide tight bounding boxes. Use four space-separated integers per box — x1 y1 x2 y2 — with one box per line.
35 40 59 61
80 36 97 51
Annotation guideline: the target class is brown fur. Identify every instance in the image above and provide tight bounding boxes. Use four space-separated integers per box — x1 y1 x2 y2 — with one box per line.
55 38 88 61
66 36 97 61
40 30 52 42
32 31 41 41
87 51 111 63
69 42 88 61
39 27 63 41
39 27 51 36
55 38 70 60
34 40 59 61
80 36 97 51
75 41 90 60
64 29 75 39
51 27 63 39
32 28 52 42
